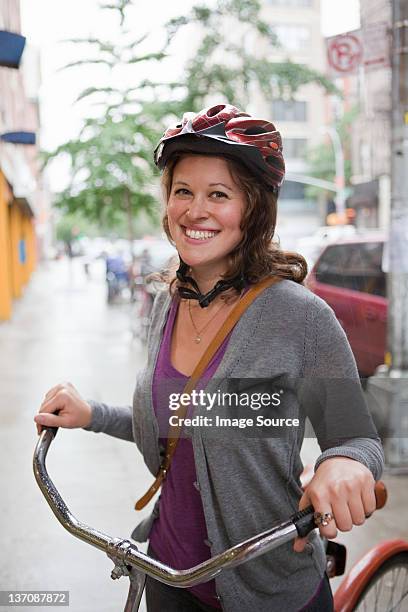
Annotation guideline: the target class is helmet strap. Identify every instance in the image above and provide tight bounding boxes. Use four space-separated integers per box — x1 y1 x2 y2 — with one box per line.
176 259 246 308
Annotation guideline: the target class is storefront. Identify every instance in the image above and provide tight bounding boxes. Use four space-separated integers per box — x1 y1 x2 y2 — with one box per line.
0 170 37 320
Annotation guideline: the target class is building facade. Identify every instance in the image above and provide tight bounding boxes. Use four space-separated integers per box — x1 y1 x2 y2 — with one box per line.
348 0 392 228
254 0 326 246
0 0 49 321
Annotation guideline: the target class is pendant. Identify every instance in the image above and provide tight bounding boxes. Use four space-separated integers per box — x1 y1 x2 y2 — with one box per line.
195 336 201 344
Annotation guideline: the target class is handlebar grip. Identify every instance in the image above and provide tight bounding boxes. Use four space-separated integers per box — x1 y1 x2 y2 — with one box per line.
44 424 59 439
373 480 387 510
42 409 60 439
293 480 388 538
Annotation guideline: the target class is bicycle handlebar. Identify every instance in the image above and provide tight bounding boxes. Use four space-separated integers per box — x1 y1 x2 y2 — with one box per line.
33 424 387 588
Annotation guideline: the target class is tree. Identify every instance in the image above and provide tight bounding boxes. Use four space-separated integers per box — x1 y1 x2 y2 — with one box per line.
44 0 168 244
45 111 161 243
163 0 337 111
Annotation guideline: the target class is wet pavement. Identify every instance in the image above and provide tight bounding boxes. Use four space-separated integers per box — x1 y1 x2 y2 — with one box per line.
1 257 407 611
0 258 151 612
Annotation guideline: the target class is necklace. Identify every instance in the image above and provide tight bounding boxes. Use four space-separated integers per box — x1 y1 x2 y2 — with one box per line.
188 298 226 344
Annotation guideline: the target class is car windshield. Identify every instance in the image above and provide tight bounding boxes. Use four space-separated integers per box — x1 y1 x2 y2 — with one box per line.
315 241 385 297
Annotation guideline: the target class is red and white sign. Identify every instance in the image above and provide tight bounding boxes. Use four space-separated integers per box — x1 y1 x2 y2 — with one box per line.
327 31 363 76
326 23 390 78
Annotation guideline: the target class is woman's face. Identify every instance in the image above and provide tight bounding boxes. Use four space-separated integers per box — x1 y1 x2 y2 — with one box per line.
166 155 245 278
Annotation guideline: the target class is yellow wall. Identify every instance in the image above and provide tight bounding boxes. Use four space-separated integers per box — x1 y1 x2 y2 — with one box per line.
26 217 36 275
9 202 23 298
0 172 12 320
0 170 38 321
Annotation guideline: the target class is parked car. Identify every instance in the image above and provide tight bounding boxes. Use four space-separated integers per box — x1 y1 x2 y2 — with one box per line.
306 233 387 377
296 225 357 270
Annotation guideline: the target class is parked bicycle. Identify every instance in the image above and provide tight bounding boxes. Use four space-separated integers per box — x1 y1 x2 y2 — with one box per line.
129 278 157 344
106 254 130 304
33 424 408 612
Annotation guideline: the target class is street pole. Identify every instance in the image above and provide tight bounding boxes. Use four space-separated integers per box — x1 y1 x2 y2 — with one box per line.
322 127 346 221
389 0 408 370
368 0 408 471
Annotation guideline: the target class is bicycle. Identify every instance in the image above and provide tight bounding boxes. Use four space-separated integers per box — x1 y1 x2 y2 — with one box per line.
33 425 408 612
129 278 164 344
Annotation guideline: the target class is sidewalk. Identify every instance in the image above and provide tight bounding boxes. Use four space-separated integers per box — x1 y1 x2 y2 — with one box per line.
0 258 407 610
0 258 152 612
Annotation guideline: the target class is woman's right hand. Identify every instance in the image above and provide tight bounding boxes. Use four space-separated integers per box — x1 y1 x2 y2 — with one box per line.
34 382 93 435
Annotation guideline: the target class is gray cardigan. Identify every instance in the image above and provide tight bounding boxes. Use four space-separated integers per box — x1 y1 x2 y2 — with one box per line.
85 279 384 611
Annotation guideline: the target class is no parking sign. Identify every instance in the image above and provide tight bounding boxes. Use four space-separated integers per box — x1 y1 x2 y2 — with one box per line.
327 32 363 76
326 23 390 78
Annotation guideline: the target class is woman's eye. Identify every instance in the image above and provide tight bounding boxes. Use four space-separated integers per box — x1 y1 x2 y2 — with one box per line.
174 188 191 196
211 191 228 199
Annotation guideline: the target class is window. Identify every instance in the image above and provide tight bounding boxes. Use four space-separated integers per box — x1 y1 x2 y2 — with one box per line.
315 245 353 289
267 0 312 6
273 99 307 122
283 138 308 159
315 242 385 297
274 24 311 52
346 242 386 297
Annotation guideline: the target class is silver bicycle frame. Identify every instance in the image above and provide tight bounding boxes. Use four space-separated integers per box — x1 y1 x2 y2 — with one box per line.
33 429 302 612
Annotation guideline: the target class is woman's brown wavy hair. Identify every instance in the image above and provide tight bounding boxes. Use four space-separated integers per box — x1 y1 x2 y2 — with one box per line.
160 152 307 292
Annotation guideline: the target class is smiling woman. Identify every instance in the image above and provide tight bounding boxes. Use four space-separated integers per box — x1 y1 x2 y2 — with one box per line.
139 104 382 611
160 147 307 306
35 103 384 612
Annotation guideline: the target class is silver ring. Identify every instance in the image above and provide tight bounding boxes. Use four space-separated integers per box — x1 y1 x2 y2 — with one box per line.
313 511 334 527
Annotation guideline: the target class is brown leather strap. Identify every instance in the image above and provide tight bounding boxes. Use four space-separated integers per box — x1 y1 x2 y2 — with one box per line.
134 275 281 510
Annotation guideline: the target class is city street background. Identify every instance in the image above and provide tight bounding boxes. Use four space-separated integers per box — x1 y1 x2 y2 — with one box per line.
0 257 407 611
1 0 408 609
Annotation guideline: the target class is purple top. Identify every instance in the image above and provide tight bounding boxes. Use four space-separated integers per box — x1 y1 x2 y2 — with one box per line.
149 296 230 609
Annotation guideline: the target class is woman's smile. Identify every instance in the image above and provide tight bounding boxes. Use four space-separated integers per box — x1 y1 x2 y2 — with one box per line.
181 225 221 243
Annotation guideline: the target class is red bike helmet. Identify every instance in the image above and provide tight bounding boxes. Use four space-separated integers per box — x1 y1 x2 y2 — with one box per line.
154 103 285 191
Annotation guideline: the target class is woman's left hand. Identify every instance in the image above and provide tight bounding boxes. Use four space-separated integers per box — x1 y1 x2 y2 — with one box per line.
293 456 376 552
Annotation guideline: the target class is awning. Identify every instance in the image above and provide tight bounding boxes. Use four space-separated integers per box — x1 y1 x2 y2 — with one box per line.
1 131 36 145
0 30 26 68
347 179 379 208
15 197 34 218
